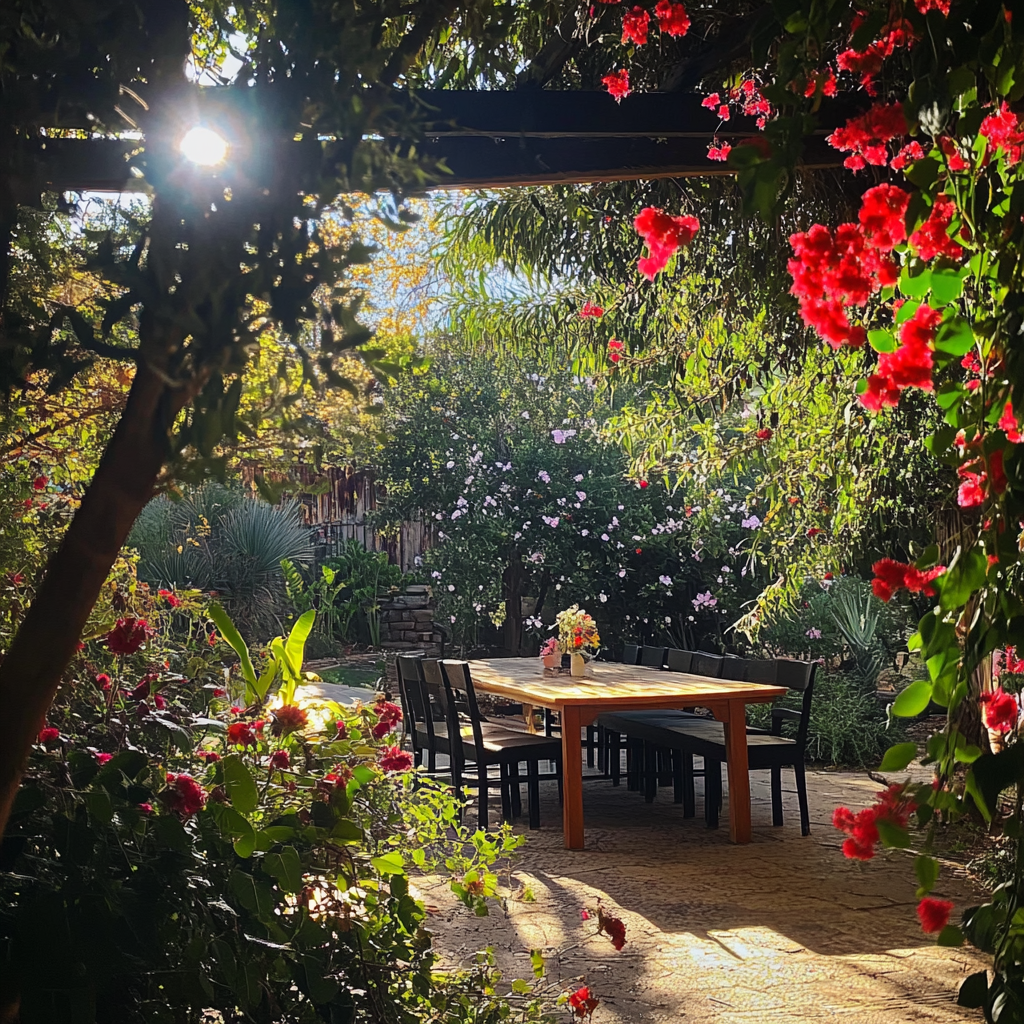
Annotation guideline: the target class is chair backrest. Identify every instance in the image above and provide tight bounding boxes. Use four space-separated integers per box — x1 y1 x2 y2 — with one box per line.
622 644 641 665
776 659 817 749
691 652 724 678
639 645 667 669
720 658 779 684
665 648 693 673
395 655 423 741
440 660 485 764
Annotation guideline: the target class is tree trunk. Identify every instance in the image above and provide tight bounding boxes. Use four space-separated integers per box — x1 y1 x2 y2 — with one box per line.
0 360 182 836
502 559 525 656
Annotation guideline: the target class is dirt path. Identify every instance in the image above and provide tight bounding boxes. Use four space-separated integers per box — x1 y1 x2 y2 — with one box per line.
419 766 986 1023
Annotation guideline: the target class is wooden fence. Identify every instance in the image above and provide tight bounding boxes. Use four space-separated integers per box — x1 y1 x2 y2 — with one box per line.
239 463 432 573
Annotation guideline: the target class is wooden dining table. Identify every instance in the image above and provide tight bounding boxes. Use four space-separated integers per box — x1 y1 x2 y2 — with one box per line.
467 658 788 850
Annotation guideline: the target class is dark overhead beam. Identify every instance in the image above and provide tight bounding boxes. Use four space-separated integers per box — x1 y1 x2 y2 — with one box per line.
35 90 844 194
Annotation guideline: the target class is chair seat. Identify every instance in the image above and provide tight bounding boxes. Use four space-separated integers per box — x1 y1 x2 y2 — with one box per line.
458 724 562 763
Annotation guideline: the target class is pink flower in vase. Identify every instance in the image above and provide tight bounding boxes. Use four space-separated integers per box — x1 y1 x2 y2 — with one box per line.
540 637 559 658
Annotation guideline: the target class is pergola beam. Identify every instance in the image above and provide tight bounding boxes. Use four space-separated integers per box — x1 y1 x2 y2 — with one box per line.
36 90 843 193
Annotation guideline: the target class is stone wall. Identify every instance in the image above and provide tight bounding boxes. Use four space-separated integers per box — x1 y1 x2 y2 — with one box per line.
379 584 443 655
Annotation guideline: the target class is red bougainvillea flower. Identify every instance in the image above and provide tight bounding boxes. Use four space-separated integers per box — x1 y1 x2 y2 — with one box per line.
755 427 773 440
158 588 181 608
207 630 218 647
621 5 649 45
94 673 111 691
717 104 731 120
212 687 226 698
607 338 624 363
271 703 309 737
806 527 822 537
858 184 909 250
105 617 154 656
634 206 699 280
137 802 153 815
196 750 222 762
37 726 60 744
909 193 964 261
871 558 944 601
568 986 601 1020
94 751 113 765
323 764 354 790
269 749 291 771
914 0 950 14
1006 647 1024 674
958 470 986 508
860 305 941 412
638 479 649 488
917 897 954 934
833 784 916 860
1000 402 1023 443
579 301 605 318
335 719 348 738
889 140 925 170
980 101 1024 165
824 572 834 580
827 103 907 170
707 141 731 161
601 68 630 102
32 475 47 491
804 67 838 98
597 906 627 949
165 773 206 816
980 687 1019 733
372 699 403 738
227 721 258 747
378 745 414 772
701 93 720 109
153 694 167 710
836 20 915 95
654 0 689 36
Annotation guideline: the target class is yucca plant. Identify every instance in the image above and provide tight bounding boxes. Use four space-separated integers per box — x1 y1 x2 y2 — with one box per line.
829 580 888 692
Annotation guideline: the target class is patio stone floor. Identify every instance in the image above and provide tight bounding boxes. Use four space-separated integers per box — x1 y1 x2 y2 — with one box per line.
417 765 987 1023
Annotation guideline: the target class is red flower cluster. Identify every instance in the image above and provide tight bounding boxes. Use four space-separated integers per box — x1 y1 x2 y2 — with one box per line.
621 5 649 45
579 301 605 318
378 745 414 772
372 699 403 739
32 475 48 491
1000 402 1023 443
827 103 907 170
871 558 944 602
937 136 969 172
94 751 113 765
105 617 154 656
909 193 964 261
889 140 925 170
634 206 699 280
654 0 690 37
94 673 111 691
158 588 181 608
917 897 954 934
608 338 624 363
38 726 60 744
861 304 942 412
707 141 731 161
227 721 258 747
196 750 222 762
859 183 909 249
568 986 601 1020
601 68 630 102
1006 647 1024 674
323 764 354 789
914 0 950 14
957 450 1006 508
269 749 291 771
271 703 309 737
833 784 916 860
755 427 773 440
836 21 915 95
165 773 206 816
804 68 838 98
597 906 627 949
980 102 1024 165
980 686 1019 733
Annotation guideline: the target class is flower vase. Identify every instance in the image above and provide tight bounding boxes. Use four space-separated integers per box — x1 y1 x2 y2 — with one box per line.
570 653 586 677
542 654 560 670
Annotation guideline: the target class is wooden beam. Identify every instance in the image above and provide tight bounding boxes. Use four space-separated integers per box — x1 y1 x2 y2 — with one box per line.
35 90 843 193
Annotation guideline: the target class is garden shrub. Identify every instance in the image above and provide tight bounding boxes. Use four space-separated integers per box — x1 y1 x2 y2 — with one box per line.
0 601 533 1024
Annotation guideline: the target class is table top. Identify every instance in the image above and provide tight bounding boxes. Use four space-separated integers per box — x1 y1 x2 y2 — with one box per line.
466 658 788 709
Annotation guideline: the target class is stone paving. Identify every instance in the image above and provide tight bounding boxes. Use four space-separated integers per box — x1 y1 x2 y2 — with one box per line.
418 765 987 1023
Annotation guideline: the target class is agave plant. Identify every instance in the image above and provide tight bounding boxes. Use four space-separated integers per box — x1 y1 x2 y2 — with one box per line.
829 580 888 691
128 482 313 637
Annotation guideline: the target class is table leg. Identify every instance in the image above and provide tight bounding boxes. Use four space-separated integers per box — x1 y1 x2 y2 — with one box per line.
560 705 585 849
522 702 538 733
717 699 752 844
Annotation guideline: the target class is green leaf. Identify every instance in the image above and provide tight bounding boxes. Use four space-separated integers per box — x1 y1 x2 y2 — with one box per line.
905 158 940 190
371 851 405 875
939 546 987 610
879 742 919 772
892 679 933 717
937 924 964 947
222 754 258 815
875 819 911 848
930 270 967 305
330 818 363 842
869 329 896 353
915 854 939 896
934 316 974 356
264 846 303 892
211 803 257 857
209 603 256 687
957 971 989 1008
899 268 932 298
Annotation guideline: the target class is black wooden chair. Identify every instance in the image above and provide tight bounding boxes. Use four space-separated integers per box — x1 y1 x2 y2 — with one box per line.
439 660 563 828
622 644 641 665
639 645 668 668
395 655 428 768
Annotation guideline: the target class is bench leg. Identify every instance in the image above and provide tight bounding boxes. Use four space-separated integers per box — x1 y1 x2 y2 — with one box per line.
770 766 783 827
704 758 721 828
597 725 607 774
644 743 657 803
609 731 621 786
527 760 541 829
682 753 695 818
509 761 522 819
795 762 811 836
